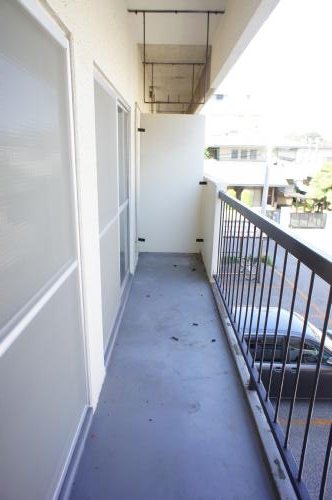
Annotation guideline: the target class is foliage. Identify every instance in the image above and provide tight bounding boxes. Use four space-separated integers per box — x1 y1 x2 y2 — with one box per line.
204 148 213 159
260 254 273 267
308 162 332 208
241 189 254 207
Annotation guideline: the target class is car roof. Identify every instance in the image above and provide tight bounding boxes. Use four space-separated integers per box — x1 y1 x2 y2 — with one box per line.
239 307 315 337
238 307 332 353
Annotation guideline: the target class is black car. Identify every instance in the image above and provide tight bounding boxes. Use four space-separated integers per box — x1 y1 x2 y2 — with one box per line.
238 307 332 399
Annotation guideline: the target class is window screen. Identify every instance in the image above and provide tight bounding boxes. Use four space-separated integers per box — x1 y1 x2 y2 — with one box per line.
0 0 76 332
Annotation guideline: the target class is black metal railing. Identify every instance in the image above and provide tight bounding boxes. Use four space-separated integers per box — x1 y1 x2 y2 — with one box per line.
214 191 332 500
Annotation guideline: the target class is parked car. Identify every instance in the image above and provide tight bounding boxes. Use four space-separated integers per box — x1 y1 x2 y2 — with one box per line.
238 307 332 399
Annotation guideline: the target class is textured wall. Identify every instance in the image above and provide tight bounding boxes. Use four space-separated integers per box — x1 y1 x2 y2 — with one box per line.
139 114 205 253
42 0 143 404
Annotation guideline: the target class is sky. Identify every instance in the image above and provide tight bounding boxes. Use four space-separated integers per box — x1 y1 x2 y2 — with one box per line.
203 0 332 142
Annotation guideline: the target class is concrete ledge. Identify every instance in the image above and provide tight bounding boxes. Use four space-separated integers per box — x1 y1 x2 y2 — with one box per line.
211 283 297 500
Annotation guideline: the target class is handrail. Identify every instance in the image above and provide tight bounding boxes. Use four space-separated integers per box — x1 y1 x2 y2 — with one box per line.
219 191 332 285
215 190 332 499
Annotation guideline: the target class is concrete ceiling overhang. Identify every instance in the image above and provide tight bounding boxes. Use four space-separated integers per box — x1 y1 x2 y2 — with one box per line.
128 1 226 113
127 1 280 114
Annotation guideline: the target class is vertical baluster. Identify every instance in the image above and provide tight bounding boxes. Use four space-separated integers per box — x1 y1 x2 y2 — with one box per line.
223 205 233 297
258 242 278 383
298 286 332 481
284 272 315 448
226 208 237 307
274 259 300 421
234 216 246 325
252 236 270 367
222 204 230 294
242 226 257 344
219 203 229 290
216 200 224 282
246 229 263 354
230 212 243 316
265 250 288 400
237 219 251 339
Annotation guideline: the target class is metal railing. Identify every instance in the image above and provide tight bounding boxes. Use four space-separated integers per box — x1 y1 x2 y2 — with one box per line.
214 191 332 500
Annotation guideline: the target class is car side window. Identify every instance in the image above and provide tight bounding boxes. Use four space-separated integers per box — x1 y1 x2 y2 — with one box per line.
249 336 284 363
288 337 331 364
288 338 316 363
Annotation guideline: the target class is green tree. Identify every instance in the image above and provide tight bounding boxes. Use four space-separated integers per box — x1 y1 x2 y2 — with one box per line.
308 162 332 209
204 148 213 159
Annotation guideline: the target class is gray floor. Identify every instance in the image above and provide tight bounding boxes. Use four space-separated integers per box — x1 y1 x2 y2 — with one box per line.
70 253 277 500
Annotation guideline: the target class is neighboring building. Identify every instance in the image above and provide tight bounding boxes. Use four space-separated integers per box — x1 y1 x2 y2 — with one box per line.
206 138 332 209
204 158 289 208
204 94 332 209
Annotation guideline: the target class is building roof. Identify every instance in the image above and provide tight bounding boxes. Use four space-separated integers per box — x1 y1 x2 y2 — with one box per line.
204 160 289 187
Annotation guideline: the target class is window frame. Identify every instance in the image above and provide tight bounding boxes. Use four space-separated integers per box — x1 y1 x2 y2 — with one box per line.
248 335 285 364
231 149 239 160
93 66 132 294
117 101 131 290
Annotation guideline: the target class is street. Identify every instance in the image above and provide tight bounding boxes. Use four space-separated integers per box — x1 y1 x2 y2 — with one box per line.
275 400 332 499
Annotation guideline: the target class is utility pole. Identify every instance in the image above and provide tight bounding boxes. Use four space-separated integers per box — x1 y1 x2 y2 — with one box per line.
261 144 273 215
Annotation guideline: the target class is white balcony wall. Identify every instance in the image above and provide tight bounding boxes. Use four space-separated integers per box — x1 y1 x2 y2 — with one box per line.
200 178 226 280
139 114 204 253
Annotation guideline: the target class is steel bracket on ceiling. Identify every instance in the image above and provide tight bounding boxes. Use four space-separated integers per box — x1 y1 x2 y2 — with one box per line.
128 9 225 108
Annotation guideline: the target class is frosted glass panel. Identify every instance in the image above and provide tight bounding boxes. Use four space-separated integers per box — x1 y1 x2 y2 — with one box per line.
0 270 86 500
118 107 129 206
99 221 120 349
94 81 118 232
0 0 76 331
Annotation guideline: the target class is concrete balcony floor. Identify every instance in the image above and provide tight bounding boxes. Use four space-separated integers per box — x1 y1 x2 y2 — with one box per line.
69 253 277 500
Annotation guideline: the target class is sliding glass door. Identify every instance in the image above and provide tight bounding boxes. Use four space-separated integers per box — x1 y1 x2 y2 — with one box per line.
94 74 130 353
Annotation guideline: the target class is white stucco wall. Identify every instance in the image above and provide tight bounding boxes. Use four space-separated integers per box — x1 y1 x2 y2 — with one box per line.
139 114 205 253
41 0 144 405
200 178 226 280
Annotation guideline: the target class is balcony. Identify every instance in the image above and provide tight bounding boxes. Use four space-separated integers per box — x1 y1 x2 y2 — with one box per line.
55 179 332 500
66 252 279 500
2 2 329 500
